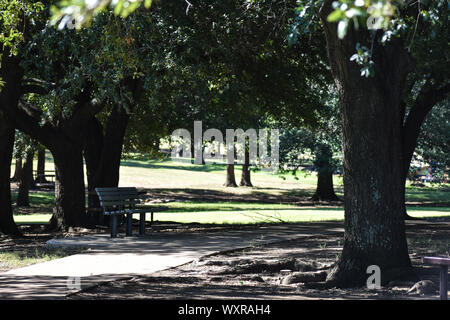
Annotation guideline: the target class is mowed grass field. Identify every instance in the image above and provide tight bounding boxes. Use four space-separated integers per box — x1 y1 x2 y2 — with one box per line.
11 153 450 225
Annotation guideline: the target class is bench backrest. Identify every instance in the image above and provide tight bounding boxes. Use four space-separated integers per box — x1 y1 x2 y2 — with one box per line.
423 256 450 266
95 187 141 210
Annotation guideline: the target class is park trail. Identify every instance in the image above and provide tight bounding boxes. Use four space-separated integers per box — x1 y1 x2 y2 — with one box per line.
0 223 344 299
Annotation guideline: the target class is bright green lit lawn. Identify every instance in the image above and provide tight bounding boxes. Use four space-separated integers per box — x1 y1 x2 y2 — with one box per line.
0 248 85 270
11 192 55 206
14 206 450 225
0 251 57 269
118 158 321 193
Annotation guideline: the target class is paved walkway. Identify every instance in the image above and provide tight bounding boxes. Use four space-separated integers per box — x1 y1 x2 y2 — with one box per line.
0 223 344 299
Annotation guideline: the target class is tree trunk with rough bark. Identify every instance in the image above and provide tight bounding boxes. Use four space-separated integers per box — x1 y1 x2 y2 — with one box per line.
35 148 47 183
320 2 412 287
84 117 105 226
84 106 130 226
311 144 339 201
11 157 22 182
0 51 23 237
16 150 34 207
311 170 339 201
0 114 22 236
49 142 86 230
224 164 238 187
240 148 252 187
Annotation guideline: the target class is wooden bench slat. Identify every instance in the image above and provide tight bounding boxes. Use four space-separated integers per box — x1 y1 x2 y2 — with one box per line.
97 190 139 194
97 193 141 198
423 257 450 266
99 195 138 199
97 194 137 200
135 206 169 212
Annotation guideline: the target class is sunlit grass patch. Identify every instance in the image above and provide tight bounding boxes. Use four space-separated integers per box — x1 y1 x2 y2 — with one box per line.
14 214 52 224
11 192 55 207
13 206 450 225
0 247 84 271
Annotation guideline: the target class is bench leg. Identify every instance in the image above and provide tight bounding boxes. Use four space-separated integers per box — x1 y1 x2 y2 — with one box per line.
111 215 118 238
126 213 133 236
139 213 146 235
440 266 448 300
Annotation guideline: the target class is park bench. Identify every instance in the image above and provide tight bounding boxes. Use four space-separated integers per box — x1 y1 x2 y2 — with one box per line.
33 170 55 182
95 187 167 238
423 256 450 300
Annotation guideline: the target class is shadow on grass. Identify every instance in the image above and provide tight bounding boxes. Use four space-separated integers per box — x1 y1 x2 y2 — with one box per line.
405 187 450 203
142 187 322 204
163 205 346 213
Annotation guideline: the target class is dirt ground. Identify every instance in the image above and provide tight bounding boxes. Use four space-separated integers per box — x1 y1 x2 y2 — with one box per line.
1 219 449 300
59 218 449 300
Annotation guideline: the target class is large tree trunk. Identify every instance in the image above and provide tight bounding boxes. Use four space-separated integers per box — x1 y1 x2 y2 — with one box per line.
11 157 22 182
224 164 238 187
0 114 22 236
35 148 47 183
49 143 86 231
0 51 23 237
239 148 253 187
84 117 105 226
311 144 339 201
311 170 339 201
84 106 130 226
320 3 412 287
16 150 34 207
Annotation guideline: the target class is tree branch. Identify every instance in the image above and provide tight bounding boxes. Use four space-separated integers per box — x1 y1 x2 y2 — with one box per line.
21 84 49 95
12 101 57 150
21 78 55 95
402 81 450 175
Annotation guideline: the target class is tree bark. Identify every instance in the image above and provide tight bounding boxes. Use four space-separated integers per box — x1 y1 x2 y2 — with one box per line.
84 106 130 226
311 144 339 201
311 170 339 201
224 164 238 187
11 157 22 182
49 142 86 230
320 2 412 287
84 117 105 226
35 148 47 183
0 114 22 236
239 148 253 187
0 50 23 237
16 150 34 207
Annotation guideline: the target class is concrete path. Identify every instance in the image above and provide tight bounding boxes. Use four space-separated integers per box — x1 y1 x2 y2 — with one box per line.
0 223 344 300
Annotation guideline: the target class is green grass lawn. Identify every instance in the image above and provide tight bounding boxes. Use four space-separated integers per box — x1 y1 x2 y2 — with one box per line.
11 154 450 225
11 192 55 207
13 205 450 225
0 248 84 270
